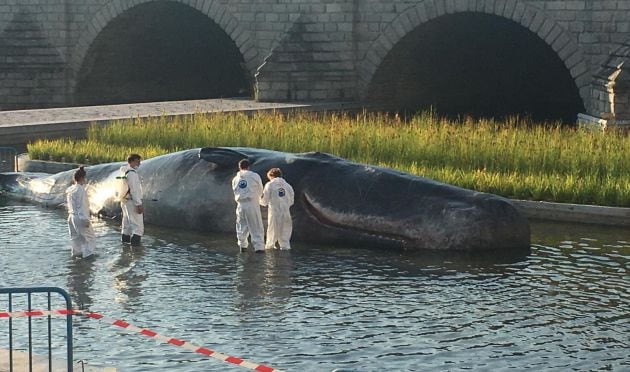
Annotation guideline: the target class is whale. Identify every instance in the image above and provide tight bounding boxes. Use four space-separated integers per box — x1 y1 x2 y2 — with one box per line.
0 147 530 251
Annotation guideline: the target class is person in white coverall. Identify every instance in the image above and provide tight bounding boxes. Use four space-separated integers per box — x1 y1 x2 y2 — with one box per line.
232 159 265 252
66 166 96 258
118 153 144 246
260 168 294 250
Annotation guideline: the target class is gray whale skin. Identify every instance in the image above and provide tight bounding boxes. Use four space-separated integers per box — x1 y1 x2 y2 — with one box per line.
0 147 530 251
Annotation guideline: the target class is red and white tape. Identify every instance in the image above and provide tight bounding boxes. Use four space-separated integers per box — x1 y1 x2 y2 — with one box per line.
0 309 283 372
0 309 75 318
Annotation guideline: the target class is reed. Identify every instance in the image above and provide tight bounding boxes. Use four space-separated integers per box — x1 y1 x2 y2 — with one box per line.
27 111 630 207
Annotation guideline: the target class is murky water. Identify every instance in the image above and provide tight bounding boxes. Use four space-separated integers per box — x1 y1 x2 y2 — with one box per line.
0 200 628 371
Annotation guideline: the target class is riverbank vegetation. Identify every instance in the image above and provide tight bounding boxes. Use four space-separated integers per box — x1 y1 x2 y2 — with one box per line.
27 111 630 207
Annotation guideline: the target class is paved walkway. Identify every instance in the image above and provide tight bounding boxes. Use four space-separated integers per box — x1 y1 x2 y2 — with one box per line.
0 98 361 149
0 98 358 127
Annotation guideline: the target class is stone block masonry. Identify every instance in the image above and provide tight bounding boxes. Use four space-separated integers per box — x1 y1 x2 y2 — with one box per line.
0 0 628 126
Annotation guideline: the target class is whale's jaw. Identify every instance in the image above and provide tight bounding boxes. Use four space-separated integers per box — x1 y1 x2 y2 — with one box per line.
303 193 410 247
302 192 530 251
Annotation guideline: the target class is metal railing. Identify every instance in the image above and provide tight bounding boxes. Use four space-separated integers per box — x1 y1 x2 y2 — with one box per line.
0 287 74 372
0 147 17 172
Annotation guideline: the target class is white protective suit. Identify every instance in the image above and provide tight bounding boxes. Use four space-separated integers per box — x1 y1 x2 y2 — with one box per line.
232 169 265 251
260 177 294 250
119 165 144 237
66 183 96 257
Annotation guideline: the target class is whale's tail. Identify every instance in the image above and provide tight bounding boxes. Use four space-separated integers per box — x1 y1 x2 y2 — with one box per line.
0 172 17 189
1 172 51 189
0 172 64 206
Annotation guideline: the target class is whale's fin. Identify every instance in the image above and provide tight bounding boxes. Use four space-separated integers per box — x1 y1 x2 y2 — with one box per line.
198 147 250 168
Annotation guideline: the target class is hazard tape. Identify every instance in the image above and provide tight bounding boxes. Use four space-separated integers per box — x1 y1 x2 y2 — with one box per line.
0 309 77 318
0 309 282 372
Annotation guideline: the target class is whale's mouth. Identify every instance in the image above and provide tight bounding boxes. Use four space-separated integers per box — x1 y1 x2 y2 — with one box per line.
302 193 409 247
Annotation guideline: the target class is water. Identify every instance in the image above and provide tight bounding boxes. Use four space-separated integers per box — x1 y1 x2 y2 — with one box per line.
0 200 628 371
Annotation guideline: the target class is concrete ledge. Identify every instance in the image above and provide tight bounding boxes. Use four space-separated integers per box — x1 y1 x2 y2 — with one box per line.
17 153 80 173
0 98 364 148
512 199 630 227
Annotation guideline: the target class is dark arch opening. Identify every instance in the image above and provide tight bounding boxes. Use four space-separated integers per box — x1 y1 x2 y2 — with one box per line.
75 1 250 106
367 13 585 123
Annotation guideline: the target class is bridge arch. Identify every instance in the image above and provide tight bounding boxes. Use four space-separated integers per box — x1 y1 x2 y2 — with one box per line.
69 0 258 105
359 0 589 121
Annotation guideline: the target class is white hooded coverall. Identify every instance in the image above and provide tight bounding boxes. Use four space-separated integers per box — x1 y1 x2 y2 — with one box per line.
260 177 294 250
232 169 265 251
66 183 96 257
119 165 144 237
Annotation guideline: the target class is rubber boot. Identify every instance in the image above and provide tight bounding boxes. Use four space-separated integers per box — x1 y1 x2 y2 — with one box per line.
121 234 131 244
130 234 142 246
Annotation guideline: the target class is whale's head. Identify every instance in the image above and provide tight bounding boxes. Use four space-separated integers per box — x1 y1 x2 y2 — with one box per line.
199 147 530 252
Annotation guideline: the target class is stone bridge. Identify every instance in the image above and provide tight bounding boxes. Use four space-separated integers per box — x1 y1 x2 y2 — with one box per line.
1 0 629 125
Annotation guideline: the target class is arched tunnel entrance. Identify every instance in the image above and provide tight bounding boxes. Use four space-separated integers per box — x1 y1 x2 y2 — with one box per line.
75 1 250 106
367 13 585 123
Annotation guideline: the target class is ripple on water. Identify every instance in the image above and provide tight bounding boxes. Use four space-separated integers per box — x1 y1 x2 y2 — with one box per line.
0 202 628 371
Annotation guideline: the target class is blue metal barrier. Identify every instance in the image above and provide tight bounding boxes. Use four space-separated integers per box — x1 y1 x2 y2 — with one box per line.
0 147 17 172
0 287 73 372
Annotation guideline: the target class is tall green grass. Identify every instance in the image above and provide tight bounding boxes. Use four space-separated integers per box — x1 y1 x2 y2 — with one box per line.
27 111 630 207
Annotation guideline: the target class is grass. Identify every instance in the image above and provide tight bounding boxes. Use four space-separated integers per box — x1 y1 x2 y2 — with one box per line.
27 111 630 207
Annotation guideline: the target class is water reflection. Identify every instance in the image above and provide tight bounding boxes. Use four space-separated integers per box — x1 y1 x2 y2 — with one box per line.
1 200 629 371
109 245 147 311
530 219 629 244
293 245 532 291
67 257 96 309
399 248 531 276
234 251 294 310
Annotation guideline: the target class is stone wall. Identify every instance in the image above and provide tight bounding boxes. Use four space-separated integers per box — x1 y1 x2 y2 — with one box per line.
0 0 629 124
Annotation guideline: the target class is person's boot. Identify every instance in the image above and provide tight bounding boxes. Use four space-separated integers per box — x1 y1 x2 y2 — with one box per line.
121 234 131 244
130 234 142 246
